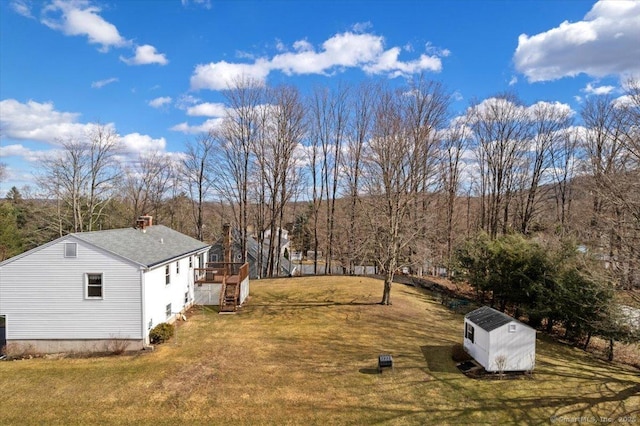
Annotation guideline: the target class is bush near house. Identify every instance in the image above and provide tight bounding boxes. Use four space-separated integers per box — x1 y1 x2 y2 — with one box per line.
149 323 174 344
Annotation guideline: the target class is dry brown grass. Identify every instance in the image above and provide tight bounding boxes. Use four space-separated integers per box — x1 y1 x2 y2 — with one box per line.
1 276 638 425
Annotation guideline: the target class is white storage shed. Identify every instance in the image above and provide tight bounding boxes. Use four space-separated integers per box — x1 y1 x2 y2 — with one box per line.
463 306 536 372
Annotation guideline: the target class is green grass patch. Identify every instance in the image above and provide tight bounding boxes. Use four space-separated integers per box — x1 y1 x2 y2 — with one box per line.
1 276 638 425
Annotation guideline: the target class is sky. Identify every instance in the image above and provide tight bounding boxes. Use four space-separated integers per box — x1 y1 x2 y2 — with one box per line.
1 0 639 195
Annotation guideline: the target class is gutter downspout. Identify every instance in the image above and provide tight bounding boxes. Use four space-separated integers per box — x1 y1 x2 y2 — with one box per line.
140 267 149 348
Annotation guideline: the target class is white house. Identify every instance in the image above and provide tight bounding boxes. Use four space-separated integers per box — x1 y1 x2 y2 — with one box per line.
0 216 210 355
463 306 536 372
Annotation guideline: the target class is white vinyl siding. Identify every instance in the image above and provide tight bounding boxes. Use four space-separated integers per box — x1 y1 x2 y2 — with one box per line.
463 318 536 372
143 250 204 332
488 321 536 372
0 238 142 340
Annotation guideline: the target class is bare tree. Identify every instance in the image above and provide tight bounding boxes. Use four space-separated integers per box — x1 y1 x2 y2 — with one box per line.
364 80 450 305
181 133 217 241
440 115 470 274
307 88 329 274
37 124 121 233
516 102 572 234
0 162 7 184
307 84 349 274
342 82 377 274
549 126 579 235
256 85 306 277
469 94 531 238
216 77 265 263
582 94 638 289
121 151 174 223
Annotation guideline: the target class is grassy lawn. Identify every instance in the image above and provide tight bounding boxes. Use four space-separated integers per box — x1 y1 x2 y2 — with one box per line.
1 276 638 425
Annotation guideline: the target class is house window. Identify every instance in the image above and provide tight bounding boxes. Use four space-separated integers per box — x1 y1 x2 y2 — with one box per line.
184 291 189 304
210 254 218 262
165 265 170 285
166 303 172 319
86 273 103 299
508 324 517 333
65 243 77 258
189 256 193 268
176 261 180 275
465 322 475 343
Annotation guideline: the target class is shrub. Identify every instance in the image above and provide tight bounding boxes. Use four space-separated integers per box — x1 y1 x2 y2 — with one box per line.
149 323 174 344
105 336 129 355
451 343 472 362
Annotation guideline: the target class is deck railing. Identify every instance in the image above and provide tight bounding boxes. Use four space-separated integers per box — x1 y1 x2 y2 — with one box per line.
194 262 249 284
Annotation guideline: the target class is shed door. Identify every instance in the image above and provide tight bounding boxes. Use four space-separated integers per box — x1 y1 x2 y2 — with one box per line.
0 315 6 352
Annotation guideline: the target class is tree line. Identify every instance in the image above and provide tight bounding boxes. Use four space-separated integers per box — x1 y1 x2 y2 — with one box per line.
1 76 638 309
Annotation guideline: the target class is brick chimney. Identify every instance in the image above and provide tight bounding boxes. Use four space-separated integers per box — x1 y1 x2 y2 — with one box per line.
223 223 232 263
136 215 153 230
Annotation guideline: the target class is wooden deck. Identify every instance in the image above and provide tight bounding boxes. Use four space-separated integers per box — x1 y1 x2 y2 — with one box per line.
194 262 248 312
194 262 248 285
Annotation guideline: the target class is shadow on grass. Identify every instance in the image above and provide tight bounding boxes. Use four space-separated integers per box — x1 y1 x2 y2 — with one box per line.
249 301 381 309
358 367 380 375
420 345 458 373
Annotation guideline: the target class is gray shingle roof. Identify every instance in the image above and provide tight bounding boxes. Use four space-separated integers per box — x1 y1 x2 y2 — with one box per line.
73 225 210 268
465 306 518 332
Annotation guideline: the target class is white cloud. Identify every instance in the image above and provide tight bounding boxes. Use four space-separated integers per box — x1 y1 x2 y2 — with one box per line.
509 76 518 86
91 77 118 89
10 0 34 18
527 100 576 120
514 0 640 82
0 99 100 143
293 39 313 52
120 44 169 66
120 133 166 154
351 22 372 33
175 94 201 110
582 82 615 95
186 102 227 117
170 118 224 134
181 0 211 9
0 144 34 158
148 96 172 108
191 60 271 91
191 30 447 91
41 0 130 51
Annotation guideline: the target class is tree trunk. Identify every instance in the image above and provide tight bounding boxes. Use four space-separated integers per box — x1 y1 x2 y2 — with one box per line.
381 269 393 305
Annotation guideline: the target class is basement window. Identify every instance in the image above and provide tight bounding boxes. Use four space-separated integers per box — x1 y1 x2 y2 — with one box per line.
465 322 475 343
86 273 103 299
65 242 77 258
166 303 172 319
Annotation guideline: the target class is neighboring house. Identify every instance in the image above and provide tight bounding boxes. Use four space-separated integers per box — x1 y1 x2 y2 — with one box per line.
0 216 210 354
209 228 292 279
463 306 536 372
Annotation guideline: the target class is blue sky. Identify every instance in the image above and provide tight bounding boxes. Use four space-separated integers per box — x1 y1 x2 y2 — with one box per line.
1 0 639 194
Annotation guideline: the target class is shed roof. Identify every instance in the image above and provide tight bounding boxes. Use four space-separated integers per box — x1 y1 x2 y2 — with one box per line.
71 225 209 268
465 306 522 332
